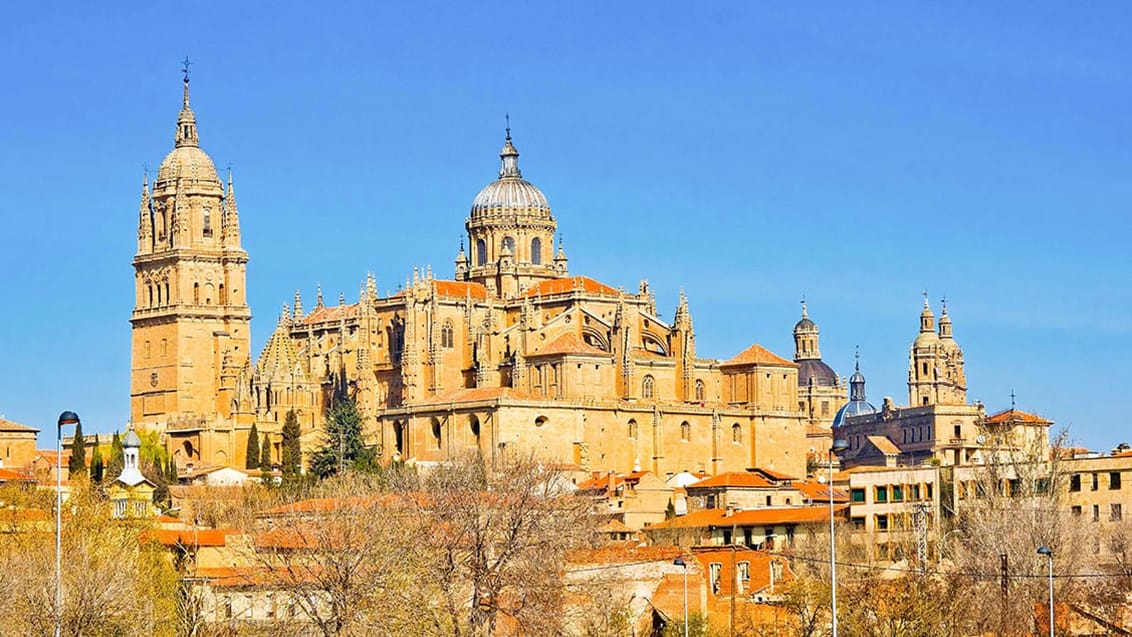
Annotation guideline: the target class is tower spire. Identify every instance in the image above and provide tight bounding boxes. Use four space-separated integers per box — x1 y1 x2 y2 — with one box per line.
175 58 198 148
499 117 521 178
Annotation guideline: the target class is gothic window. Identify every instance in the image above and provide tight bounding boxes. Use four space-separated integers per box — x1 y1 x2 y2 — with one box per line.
695 379 705 402
441 320 454 349
642 375 655 399
156 284 162 305
531 237 542 265
732 423 741 444
681 421 691 441
476 239 487 266
628 419 638 439
164 282 170 304
202 208 212 237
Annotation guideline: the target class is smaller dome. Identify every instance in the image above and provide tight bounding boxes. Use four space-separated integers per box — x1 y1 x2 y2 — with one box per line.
156 145 222 187
123 429 142 448
832 399 878 429
798 359 838 387
793 316 816 332
471 179 550 217
913 330 939 347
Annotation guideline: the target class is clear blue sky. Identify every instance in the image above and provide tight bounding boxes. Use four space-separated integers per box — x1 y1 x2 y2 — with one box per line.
2 3 1129 451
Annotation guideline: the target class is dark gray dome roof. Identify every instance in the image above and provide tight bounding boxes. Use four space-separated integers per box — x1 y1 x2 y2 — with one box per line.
832 399 878 429
794 316 816 332
798 359 838 387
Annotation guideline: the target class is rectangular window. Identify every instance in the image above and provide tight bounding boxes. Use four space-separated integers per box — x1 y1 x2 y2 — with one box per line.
876 514 889 531
926 483 934 499
737 561 750 594
891 485 904 502
1092 473 1099 491
875 487 888 503
709 563 722 594
910 484 921 500
821 401 830 417
1069 474 1081 492
851 517 865 530
1110 472 1122 490
1071 506 1082 517
1113 504 1123 522
850 488 865 503
1093 505 1100 522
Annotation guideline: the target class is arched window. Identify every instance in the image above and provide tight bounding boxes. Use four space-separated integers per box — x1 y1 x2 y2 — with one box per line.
695 379 705 402
732 423 742 444
469 415 480 439
219 283 227 305
531 237 542 265
164 282 170 304
628 419 638 440
156 284 162 305
441 320 454 349
193 282 200 304
431 418 442 449
147 285 154 306
476 239 487 266
642 375 655 399
202 208 212 237
394 422 406 455
680 421 691 442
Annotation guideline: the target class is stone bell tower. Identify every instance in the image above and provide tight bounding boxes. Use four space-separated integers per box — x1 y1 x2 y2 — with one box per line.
130 67 252 432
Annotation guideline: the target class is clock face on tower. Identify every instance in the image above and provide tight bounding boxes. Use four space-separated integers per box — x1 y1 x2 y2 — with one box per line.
150 372 159 387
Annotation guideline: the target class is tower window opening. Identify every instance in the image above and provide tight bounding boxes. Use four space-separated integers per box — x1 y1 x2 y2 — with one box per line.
681 421 691 442
531 237 542 265
476 239 487 266
194 282 200 304
695 379 705 402
628 419 638 440
148 285 154 306
203 209 212 237
731 423 741 444
219 283 227 305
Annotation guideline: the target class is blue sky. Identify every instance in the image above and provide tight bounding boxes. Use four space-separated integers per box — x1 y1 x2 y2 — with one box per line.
1 3 1129 450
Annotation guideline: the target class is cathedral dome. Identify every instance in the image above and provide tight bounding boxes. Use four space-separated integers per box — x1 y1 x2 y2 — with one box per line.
470 133 552 219
156 145 221 185
793 316 816 332
798 359 838 387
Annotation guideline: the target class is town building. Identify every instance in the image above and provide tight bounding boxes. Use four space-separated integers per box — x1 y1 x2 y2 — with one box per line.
0 417 38 473
129 73 811 479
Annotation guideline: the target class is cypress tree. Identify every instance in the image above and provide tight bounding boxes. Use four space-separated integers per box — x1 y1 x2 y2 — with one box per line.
245 423 260 470
107 431 124 478
281 410 301 476
90 434 104 482
310 396 376 479
68 421 86 475
260 434 272 470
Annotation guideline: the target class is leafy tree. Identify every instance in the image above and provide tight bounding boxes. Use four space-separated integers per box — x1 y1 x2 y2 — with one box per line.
89 434 104 482
281 409 302 477
309 397 376 479
106 431 124 478
68 421 86 476
260 433 272 470
245 423 260 470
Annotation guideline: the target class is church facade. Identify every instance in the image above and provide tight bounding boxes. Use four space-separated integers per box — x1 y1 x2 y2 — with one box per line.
130 76 832 479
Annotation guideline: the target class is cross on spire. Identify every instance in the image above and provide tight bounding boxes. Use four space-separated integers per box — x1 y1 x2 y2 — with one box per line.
505 112 511 140
922 289 929 307
940 295 948 314
181 56 192 82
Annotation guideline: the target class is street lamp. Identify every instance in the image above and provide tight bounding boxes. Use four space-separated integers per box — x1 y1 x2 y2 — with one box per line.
1037 545 1054 637
673 557 689 637
55 410 80 637
829 438 849 637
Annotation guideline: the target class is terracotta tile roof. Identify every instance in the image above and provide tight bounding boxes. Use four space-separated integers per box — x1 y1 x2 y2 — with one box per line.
524 276 618 297
575 470 652 492
431 280 490 300
142 528 236 547
568 543 683 565
984 408 1052 425
299 303 359 324
648 504 845 530
867 435 901 455
720 344 796 368
687 472 778 490
795 480 849 503
531 332 609 358
0 417 37 433
0 468 34 482
415 386 532 406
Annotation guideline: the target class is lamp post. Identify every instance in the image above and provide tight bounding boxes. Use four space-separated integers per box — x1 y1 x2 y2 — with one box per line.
829 438 849 637
673 557 689 637
1037 545 1054 637
55 410 80 637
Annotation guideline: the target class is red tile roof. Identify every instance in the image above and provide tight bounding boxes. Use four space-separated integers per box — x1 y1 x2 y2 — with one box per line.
984 408 1052 425
416 386 532 406
575 471 651 492
524 276 618 297
0 468 34 482
0 417 37 433
795 480 849 503
648 505 846 530
720 344 796 368
142 528 236 547
432 280 490 300
531 332 609 358
299 303 359 324
687 472 779 490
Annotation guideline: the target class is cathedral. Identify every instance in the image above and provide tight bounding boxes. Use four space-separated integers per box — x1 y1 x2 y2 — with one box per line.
130 74 855 480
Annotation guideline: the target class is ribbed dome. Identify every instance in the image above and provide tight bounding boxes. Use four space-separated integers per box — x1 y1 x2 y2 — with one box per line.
798 359 838 387
156 145 221 186
794 316 816 332
470 133 552 219
832 399 878 428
